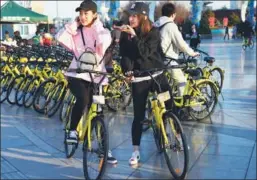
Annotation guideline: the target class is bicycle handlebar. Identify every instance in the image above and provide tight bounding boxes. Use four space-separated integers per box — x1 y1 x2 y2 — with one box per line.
130 64 187 76
193 48 209 56
66 68 125 80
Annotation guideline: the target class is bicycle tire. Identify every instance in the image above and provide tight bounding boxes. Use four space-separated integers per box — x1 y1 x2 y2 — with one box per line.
7 74 25 105
23 76 41 108
106 79 131 112
162 111 189 180
83 116 108 180
45 81 67 117
32 78 56 114
59 90 75 122
0 74 13 103
15 75 33 106
210 67 224 93
188 80 218 121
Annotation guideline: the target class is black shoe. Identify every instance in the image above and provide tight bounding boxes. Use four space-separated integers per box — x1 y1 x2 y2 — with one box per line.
107 150 118 164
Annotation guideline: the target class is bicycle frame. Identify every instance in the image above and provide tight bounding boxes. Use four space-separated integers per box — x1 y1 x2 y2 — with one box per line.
76 103 99 150
150 91 173 146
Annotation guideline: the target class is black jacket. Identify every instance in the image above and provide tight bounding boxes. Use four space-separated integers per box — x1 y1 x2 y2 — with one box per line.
119 27 164 77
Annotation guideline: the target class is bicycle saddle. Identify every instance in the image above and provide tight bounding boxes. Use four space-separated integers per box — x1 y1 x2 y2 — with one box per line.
204 57 215 63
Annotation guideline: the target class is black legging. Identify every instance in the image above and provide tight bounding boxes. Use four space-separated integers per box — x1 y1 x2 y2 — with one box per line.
131 74 173 146
68 77 94 131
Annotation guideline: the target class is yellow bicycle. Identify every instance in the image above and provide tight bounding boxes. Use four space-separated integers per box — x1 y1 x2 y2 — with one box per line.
64 68 121 179
136 65 189 180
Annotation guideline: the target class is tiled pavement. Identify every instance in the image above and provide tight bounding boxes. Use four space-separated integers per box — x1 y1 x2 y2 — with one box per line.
1 38 256 179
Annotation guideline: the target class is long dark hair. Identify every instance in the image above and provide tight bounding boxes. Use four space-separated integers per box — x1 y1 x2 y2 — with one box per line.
137 14 153 36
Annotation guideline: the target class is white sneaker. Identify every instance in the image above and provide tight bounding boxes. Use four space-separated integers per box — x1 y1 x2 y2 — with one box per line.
66 130 78 144
129 151 140 165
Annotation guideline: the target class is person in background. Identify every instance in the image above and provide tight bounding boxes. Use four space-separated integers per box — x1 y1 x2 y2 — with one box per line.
179 26 186 40
49 26 57 45
42 30 53 46
232 25 237 39
224 26 229 40
111 20 123 44
13 31 22 46
4 31 10 41
189 24 201 49
32 30 42 45
154 2 199 97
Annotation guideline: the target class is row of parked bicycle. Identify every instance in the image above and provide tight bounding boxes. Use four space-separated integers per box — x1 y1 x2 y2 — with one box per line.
0 44 132 121
0 43 224 123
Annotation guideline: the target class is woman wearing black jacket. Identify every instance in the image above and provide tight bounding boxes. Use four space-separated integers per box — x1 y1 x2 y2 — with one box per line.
119 2 173 165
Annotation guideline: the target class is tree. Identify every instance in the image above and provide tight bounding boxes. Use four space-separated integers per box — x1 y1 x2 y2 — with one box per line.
229 12 241 26
198 10 212 34
205 9 215 18
221 6 228 10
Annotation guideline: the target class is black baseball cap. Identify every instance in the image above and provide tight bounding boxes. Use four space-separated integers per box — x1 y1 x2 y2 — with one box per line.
75 0 97 12
128 2 149 16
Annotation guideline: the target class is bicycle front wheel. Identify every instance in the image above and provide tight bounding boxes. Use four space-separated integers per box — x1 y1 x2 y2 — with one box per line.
210 67 224 93
83 116 108 180
162 111 189 180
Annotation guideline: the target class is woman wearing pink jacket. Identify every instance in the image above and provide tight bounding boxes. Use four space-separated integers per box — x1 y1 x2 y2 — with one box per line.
56 0 117 164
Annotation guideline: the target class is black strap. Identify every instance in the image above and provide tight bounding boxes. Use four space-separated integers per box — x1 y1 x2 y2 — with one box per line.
159 22 172 31
80 27 96 48
80 27 86 46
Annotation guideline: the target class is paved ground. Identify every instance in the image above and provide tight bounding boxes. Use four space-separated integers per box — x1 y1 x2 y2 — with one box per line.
1 38 256 179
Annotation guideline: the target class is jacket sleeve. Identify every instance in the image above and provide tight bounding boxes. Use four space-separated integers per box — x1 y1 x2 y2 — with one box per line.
55 21 78 52
119 32 134 73
93 20 112 57
119 32 127 56
170 24 195 56
131 29 160 60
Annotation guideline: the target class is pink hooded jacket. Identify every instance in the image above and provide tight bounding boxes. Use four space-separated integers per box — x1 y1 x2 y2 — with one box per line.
55 18 112 84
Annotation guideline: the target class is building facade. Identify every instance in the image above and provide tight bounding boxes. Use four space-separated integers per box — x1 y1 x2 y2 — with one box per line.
15 1 46 39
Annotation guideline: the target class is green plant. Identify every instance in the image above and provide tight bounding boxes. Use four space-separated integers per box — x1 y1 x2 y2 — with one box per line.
229 12 241 26
198 11 212 34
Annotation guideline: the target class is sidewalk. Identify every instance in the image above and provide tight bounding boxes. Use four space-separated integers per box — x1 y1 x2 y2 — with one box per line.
1 35 256 179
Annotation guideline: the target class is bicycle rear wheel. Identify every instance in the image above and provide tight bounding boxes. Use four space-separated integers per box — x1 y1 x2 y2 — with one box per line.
83 116 108 180
0 74 13 103
15 75 33 106
162 111 189 180
7 74 25 105
45 82 67 117
33 78 56 114
23 76 41 108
